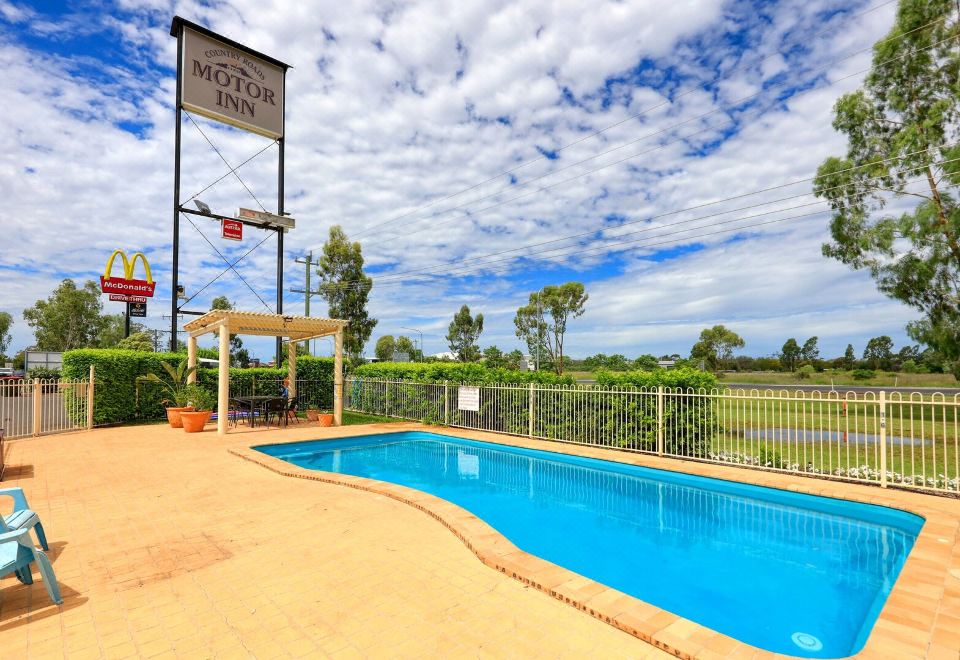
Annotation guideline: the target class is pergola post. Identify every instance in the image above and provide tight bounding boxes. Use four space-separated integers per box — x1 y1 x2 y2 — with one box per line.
334 328 343 426
287 339 297 399
187 335 198 384
218 322 230 435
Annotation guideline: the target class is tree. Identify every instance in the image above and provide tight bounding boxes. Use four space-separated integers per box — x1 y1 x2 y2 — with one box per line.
23 279 106 350
780 338 801 371
864 335 895 370
447 305 484 362
97 314 146 348
690 325 745 371
814 1 960 371
395 335 419 361
634 354 660 370
317 226 377 360
843 344 857 370
514 282 588 375
800 336 820 363
0 311 12 360
506 349 524 370
116 331 154 352
375 335 395 361
482 345 507 368
210 296 244 364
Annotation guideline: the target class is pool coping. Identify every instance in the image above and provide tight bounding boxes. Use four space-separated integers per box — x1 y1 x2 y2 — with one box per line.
228 423 960 659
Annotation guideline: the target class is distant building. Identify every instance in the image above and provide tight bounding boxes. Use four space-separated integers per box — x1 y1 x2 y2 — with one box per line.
657 360 677 369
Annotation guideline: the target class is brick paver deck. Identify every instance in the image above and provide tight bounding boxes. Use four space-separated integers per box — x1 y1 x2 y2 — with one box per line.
0 422 668 658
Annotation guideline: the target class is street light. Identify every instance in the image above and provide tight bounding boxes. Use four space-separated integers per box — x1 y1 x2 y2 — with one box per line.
400 326 423 362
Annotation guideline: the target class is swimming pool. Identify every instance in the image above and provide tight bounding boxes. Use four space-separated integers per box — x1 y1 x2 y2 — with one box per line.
256 431 923 657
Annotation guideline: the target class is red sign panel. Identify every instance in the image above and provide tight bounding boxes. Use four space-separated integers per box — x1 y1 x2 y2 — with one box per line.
222 219 243 241
109 294 148 303
100 276 156 297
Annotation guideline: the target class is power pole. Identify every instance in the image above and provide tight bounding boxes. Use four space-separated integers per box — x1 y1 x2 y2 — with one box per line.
291 251 322 356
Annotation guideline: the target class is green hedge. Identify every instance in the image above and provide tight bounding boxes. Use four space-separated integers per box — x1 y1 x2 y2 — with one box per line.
352 361 574 385
594 367 720 390
63 349 334 425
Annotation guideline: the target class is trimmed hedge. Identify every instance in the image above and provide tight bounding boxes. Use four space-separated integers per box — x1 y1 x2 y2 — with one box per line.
352 361 575 385
63 349 334 425
594 367 720 390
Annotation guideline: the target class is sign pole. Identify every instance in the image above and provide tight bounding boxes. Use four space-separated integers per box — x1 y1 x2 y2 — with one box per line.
124 302 131 338
275 91 286 366
170 25 183 352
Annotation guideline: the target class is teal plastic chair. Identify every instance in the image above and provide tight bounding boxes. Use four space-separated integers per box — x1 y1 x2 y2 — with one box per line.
0 487 49 550
0 526 62 604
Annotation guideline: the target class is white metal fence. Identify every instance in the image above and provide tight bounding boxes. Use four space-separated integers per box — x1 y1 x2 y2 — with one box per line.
0 376 93 439
345 378 960 496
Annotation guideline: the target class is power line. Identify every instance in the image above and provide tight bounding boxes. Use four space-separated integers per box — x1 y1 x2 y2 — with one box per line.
345 0 911 241
357 33 952 251
319 152 957 292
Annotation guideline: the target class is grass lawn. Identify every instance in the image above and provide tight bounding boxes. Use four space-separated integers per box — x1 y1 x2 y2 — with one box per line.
342 410 398 425
719 370 959 388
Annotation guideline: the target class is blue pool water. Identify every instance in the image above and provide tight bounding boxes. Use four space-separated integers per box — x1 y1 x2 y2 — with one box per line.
256 432 923 658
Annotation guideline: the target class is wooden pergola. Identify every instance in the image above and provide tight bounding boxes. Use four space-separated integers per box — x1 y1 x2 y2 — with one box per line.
181 310 348 435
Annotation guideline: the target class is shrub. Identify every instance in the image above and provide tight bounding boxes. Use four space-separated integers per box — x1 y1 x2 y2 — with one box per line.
63 349 334 425
851 369 876 381
27 367 61 381
796 365 815 380
594 367 719 390
352 361 574 385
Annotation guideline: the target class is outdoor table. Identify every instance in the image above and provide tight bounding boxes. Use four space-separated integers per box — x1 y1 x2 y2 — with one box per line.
229 395 285 428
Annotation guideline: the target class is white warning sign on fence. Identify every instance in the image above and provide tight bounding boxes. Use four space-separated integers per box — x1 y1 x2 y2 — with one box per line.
457 386 480 412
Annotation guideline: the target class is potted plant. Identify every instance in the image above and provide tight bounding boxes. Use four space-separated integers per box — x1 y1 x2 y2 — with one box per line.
305 405 320 422
180 385 216 433
317 409 334 427
136 360 197 428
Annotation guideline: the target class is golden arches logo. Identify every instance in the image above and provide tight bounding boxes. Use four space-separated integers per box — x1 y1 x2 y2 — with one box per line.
100 250 157 298
104 250 154 283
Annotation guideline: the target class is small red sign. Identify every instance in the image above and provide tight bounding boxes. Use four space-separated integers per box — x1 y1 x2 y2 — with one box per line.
109 294 148 303
100 277 156 297
222 219 243 241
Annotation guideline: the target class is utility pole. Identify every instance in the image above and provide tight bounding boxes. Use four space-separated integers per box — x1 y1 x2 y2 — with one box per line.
291 251 322 356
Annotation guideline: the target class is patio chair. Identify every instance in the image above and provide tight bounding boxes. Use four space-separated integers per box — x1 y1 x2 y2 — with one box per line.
1 487 50 550
0 526 62 605
286 397 300 425
264 398 288 428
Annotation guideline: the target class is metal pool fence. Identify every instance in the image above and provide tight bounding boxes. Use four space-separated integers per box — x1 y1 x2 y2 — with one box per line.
0 377 93 439
344 378 960 496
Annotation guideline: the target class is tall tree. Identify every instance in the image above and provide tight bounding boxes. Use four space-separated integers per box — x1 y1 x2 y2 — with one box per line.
210 296 244 362
814 0 960 372
447 305 484 362
482 345 507 368
375 335 395 361
513 282 588 375
801 336 820 363
690 325 745 371
843 343 857 370
0 311 12 359
317 226 377 360
395 335 419 361
23 279 105 350
116 331 154 352
780 338 801 371
864 335 895 370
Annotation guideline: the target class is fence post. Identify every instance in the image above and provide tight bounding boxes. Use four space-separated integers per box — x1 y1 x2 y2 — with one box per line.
879 390 887 488
443 381 449 425
32 380 42 437
528 383 535 438
87 365 95 431
656 386 664 456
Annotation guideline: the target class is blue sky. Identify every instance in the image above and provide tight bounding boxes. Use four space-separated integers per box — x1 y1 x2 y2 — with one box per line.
0 0 924 361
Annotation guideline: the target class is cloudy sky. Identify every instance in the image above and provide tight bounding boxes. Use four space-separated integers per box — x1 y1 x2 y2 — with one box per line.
0 0 927 361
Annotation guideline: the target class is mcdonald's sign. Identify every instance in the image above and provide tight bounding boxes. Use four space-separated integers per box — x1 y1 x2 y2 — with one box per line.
99 250 157 298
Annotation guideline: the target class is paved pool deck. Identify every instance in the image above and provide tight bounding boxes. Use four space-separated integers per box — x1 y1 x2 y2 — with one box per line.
2 420 960 658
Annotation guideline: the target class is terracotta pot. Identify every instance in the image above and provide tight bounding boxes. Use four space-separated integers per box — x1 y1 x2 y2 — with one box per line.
166 406 195 428
180 410 212 433
306 409 320 422
317 413 334 427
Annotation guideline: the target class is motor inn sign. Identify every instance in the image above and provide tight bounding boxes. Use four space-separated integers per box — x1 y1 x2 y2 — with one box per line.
180 26 285 139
